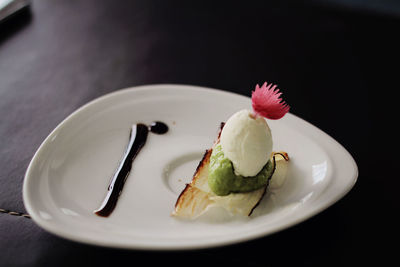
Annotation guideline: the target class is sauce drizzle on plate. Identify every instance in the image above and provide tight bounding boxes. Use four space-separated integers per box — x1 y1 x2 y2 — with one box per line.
94 122 168 217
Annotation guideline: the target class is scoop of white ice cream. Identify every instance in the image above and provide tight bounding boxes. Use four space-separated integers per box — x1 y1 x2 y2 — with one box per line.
220 109 272 177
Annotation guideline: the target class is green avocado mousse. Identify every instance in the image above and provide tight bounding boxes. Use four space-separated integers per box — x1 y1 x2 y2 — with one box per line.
208 143 275 196
207 82 290 196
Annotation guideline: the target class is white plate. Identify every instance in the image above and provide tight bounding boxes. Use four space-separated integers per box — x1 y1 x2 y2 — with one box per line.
23 84 358 250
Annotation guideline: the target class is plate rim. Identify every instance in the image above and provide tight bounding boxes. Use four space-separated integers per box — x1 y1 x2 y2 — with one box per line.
23 83 358 250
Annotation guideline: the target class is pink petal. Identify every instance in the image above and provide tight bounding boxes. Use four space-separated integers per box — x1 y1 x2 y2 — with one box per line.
251 82 290 120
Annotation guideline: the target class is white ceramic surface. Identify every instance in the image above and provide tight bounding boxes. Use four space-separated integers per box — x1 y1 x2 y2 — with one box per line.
23 84 358 250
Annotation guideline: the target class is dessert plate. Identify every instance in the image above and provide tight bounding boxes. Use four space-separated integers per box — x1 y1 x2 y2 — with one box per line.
23 84 358 250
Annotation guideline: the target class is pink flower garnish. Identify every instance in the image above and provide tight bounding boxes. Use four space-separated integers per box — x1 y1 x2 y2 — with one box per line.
251 82 290 120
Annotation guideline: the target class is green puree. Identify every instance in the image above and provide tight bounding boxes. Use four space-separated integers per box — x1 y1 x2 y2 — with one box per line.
208 144 275 196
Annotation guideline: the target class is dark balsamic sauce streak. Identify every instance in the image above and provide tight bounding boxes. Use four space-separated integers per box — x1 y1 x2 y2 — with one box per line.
94 121 168 217
149 121 168 134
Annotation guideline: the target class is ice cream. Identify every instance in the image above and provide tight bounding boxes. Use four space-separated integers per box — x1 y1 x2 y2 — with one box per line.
220 109 272 177
219 81 290 178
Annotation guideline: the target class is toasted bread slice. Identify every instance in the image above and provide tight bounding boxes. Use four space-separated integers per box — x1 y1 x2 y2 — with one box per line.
172 123 289 219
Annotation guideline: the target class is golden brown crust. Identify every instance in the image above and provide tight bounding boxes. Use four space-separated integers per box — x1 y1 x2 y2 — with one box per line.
248 152 290 215
248 186 268 216
173 123 225 214
273 151 289 161
174 148 212 208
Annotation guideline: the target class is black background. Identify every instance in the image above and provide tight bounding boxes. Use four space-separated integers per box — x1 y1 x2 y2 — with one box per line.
0 0 397 266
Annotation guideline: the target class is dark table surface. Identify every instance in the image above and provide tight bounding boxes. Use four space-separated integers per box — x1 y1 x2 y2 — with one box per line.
0 0 398 266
